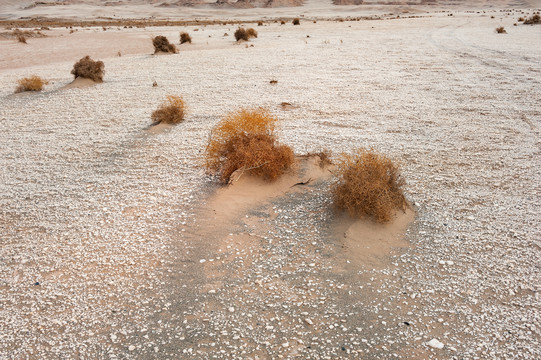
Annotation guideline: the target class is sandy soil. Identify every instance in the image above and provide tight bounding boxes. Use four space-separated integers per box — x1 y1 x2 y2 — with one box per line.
0 1 540 359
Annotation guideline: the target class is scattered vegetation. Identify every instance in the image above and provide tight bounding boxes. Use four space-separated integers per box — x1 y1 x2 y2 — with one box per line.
205 108 294 183
281 21 286 25
496 26 507 33
293 18 300 25
180 32 192 44
257 21 263 26
15 75 48 93
518 17 525 22
152 35 177 53
151 95 186 125
524 14 540 24
331 148 407 223
270 79 278 84
71 56 105 82
17 34 27 43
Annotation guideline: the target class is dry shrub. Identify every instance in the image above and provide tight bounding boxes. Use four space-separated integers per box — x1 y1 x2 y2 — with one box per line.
71 56 105 82
257 21 263 26
15 75 48 93
205 108 294 183
152 35 177 53
518 17 525 22
17 34 27 43
496 26 506 33
234 28 248 41
151 95 186 124
246 28 258 38
293 18 300 25
524 14 540 24
280 20 286 25
180 32 192 44
331 148 407 223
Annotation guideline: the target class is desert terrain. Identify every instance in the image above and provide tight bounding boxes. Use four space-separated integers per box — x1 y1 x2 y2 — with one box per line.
0 0 540 359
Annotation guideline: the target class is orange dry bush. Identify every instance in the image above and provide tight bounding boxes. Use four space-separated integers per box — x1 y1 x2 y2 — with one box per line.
151 95 186 124
205 108 294 183
180 32 192 44
234 28 249 41
246 28 258 38
292 18 300 25
15 75 48 93
152 35 177 53
331 148 407 223
71 56 105 82
495 26 506 33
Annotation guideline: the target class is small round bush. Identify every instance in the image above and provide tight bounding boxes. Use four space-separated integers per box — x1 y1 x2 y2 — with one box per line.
152 35 177 53
151 95 186 124
331 148 407 223
205 108 294 183
234 28 249 42
15 75 48 93
292 18 300 25
246 28 258 38
496 26 506 33
180 32 192 44
71 56 105 82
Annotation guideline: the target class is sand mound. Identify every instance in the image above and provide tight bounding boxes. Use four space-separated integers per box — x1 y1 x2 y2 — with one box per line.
335 207 414 269
59 77 98 90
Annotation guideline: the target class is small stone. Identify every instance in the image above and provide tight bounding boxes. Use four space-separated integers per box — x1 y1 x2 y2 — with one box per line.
427 339 444 349
128 345 136 351
304 318 313 325
228 307 235 313
110 334 117 341
199 259 206 263
282 342 289 348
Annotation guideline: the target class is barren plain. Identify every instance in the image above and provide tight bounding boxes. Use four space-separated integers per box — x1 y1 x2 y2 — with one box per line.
0 1 540 359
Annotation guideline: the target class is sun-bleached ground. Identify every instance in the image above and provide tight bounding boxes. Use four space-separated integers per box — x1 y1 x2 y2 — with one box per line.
1 5 540 360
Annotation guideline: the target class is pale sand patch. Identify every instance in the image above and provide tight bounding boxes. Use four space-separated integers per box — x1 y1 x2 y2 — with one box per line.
59 76 99 90
207 155 331 222
145 122 174 134
336 207 415 269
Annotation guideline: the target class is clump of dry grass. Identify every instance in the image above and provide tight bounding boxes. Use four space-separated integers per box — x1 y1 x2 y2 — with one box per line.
234 27 258 41
152 35 177 53
205 108 294 183
180 32 192 44
234 28 248 41
15 75 48 93
17 34 27 43
151 95 186 125
246 28 258 38
496 26 507 33
71 56 105 82
331 148 407 223
293 18 300 25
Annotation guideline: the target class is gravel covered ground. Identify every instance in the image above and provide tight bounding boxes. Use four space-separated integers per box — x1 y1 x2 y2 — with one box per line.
1 9 540 359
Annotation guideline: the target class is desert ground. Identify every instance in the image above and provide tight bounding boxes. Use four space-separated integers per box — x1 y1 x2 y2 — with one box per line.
0 0 540 359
